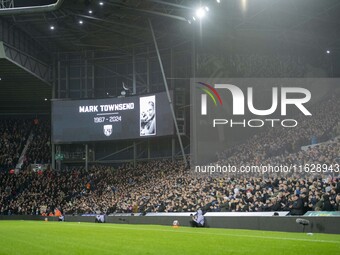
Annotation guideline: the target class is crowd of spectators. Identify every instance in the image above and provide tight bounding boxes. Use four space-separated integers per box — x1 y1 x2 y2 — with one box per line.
0 135 339 216
22 120 51 166
0 118 51 173
0 119 31 171
217 93 340 172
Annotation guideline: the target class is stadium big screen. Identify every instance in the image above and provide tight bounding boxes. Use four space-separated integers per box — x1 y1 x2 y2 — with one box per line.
52 92 174 143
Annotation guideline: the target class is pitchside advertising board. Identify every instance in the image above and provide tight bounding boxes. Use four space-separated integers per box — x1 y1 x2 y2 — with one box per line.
190 78 340 168
52 92 174 143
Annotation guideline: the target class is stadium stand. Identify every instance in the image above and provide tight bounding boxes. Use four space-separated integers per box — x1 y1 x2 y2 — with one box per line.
0 119 31 172
0 155 339 216
0 117 339 217
22 120 51 166
0 57 339 217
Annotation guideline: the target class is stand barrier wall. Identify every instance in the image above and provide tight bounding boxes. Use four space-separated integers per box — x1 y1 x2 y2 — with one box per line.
0 215 339 234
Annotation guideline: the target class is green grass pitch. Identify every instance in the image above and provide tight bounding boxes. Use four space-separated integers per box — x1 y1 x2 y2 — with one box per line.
0 221 339 255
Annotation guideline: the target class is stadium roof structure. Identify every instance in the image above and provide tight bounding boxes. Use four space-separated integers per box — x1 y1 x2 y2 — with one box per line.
0 0 340 114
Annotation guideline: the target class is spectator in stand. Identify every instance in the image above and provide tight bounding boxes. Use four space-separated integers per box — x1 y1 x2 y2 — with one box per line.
289 194 304 215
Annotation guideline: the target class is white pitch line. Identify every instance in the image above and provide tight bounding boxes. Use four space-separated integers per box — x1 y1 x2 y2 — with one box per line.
61 222 340 244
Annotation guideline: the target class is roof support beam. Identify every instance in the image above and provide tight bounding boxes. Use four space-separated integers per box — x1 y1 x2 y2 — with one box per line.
0 41 51 84
0 0 64 15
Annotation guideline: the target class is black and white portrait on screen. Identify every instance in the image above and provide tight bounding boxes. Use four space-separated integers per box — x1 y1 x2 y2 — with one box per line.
140 95 156 136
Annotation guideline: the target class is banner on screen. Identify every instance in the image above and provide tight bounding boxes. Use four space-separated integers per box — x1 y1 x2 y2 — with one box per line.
52 92 173 143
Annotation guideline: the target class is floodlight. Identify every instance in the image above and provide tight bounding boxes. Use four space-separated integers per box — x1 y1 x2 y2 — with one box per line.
195 7 206 19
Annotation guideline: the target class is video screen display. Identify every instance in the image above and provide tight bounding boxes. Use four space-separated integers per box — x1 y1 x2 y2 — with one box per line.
52 92 174 143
